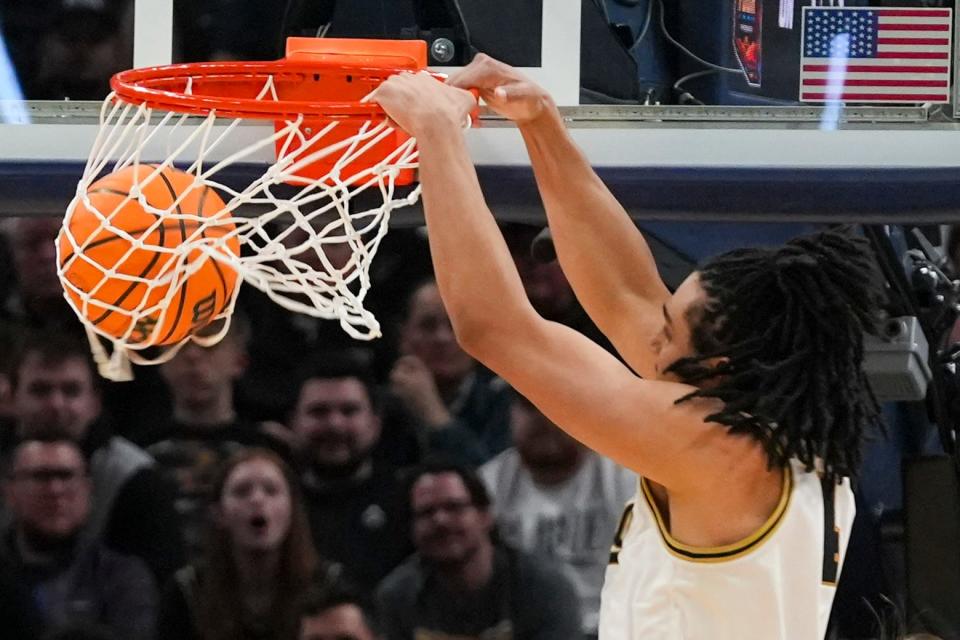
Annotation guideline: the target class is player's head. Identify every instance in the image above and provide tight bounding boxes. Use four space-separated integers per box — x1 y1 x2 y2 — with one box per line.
659 227 886 481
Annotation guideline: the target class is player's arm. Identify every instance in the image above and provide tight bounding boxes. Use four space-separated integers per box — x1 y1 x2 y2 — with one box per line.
521 109 670 379
448 56 671 380
471 312 725 488
369 74 722 489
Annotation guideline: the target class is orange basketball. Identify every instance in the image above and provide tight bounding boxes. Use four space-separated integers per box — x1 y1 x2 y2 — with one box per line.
58 165 241 346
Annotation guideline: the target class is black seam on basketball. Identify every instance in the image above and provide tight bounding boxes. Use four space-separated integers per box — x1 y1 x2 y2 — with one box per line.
199 185 231 315
87 188 131 197
60 188 132 267
67 222 203 258
88 177 168 327
156 170 189 344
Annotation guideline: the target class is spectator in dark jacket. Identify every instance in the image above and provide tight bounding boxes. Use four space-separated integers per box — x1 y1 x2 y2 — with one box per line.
290 353 413 591
1 437 157 639
8 331 185 583
0 545 43 640
389 280 512 466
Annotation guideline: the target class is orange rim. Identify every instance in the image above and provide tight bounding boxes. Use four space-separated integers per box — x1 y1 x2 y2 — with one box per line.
110 60 441 120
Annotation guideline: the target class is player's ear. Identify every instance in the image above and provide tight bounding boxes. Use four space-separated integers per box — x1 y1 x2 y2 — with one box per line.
700 356 729 372
700 357 731 389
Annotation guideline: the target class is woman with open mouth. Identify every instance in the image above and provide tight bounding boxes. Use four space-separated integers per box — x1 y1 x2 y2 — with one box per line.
156 448 336 640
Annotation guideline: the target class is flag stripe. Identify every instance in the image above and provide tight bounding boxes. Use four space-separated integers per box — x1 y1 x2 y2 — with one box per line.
878 45 951 53
803 70 949 80
802 78 948 87
875 9 952 18
877 37 950 45
878 16 954 25
878 23 949 31
879 29 955 38
876 51 949 59
801 84 949 94
802 92 948 101
824 59 951 66
802 63 949 73
800 84 947 96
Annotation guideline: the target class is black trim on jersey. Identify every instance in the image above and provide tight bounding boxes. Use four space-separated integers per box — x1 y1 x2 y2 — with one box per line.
608 501 635 565
821 477 840 585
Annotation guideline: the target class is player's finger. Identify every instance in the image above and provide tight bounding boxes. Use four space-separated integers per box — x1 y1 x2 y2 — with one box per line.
383 116 403 133
363 70 413 103
446 54 507 90
493 82 538 103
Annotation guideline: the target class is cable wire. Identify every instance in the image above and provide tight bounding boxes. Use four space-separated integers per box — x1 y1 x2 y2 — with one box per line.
633 0 655 49
672 69 720 105
656 0 740 74
673 68 719 91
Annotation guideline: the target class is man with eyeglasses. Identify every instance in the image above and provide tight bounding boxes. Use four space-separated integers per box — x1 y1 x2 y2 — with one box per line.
6 330 184 584
0 437 158 639
376 460 581 640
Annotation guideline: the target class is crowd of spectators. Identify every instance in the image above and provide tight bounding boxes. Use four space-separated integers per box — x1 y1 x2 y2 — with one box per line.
0 213 944 640
0 214 632 640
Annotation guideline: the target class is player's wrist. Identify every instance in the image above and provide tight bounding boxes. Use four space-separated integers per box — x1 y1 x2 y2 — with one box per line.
516 97 561 132
411 104 470 139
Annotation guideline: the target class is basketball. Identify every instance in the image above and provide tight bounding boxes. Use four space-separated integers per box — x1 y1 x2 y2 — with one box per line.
57 165 241 347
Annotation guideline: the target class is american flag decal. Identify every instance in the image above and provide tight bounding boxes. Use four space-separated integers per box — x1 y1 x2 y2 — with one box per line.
800 7 953 104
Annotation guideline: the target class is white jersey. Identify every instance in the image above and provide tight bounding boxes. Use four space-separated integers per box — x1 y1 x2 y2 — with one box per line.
599 459 854 640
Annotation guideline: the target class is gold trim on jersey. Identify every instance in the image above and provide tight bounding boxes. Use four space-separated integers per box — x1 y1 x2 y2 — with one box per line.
640 466 793 563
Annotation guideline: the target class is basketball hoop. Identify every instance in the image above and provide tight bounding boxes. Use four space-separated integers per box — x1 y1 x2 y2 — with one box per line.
57 39 443 381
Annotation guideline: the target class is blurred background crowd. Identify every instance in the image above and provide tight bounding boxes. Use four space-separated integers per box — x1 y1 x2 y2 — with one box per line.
0 215 639 640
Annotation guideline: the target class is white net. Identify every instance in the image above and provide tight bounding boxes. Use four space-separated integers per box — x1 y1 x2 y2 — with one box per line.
57 75 421 381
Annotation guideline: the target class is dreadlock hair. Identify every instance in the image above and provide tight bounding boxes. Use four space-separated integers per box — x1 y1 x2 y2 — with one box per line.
665 227 887 483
